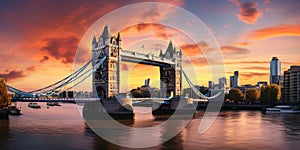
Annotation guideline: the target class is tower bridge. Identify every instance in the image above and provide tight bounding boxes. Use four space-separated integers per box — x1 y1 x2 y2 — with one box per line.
5 25 223 119
92 25 182 99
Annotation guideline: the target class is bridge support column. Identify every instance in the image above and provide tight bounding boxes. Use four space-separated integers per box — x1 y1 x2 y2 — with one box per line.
152 96 196 117
83 97 134 120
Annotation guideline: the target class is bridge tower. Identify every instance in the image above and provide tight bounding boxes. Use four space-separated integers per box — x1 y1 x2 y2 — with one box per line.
159 41 182 97
92 25 121 98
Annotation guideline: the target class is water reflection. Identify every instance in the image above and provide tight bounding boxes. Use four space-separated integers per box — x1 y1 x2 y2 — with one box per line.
265 114 300 141
0 120 10 148
1 104 300 149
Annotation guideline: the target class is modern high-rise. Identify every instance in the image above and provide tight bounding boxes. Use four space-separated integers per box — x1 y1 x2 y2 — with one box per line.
208 81 214 89
230 71 239 88
270 57 282 85
282 66 300 104
219 77 227 87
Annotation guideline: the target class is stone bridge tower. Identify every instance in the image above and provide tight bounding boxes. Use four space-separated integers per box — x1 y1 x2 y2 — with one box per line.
92 26 121 98
159 41 182 97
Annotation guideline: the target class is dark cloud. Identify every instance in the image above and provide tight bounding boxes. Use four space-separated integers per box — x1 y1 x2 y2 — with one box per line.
0 70 24 81
221 45 249 54
40 55 49 63
26 66 35 71
40 36 79 64
229 0 262 24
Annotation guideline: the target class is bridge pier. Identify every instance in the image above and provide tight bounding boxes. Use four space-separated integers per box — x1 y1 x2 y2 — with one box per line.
152 95 196 117
83 97 135 120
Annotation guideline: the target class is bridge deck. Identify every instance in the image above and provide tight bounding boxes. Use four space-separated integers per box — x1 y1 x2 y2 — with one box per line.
11 97 208 103
121 50 174 67
11 97 101 103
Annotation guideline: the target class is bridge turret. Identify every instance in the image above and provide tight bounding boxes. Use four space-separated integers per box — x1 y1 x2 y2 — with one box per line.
159 49 163 57
159 41 182 97
92 35 97 50
92 25 121 98
164 40 174 59
101 25 110 40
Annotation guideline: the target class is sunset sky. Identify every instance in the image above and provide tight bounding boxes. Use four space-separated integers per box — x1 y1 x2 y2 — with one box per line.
0 0 299 92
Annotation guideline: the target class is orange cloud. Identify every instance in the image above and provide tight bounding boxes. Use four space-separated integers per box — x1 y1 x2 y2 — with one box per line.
241 66 269 71
26 66 35 72
221 45 249 54
240 72 269 78
248 24 300 40
229 0 262 24
183 56 208 66
121 23 175 40
230 41 251 47
179 41 208 56
225 60 269 65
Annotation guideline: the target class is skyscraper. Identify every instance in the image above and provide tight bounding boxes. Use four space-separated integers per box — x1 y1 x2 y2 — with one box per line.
230 71 239 88
218 77 227 87
270 57 282 85
208 81 214 89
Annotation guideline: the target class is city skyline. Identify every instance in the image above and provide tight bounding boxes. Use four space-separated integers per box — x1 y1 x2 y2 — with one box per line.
0 0 299 91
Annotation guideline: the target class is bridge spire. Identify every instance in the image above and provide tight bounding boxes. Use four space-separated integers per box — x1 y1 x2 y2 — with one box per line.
117 32 121 41
101 25 110 40
159 49 163 57
92 35 97 43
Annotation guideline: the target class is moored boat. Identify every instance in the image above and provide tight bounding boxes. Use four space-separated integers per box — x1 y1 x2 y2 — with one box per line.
8 106 21 115
28 102 41 109
47 102 61 106
266 105 300 114
47 102 55 106
54 102 61 106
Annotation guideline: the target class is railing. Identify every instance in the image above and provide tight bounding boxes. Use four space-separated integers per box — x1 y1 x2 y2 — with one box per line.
11 97 101 103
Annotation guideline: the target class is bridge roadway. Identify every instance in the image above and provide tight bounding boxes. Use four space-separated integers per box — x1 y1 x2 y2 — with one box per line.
11 97 208 103
121 50 174 67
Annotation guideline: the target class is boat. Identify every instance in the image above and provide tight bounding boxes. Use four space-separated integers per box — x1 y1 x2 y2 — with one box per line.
266 105 300 114
47 102 55 106
28 102 41 109
8 106 21 115
47 102 61 106
54 102 61 106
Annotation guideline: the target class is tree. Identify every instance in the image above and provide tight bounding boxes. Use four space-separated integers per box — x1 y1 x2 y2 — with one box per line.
269 84 281 104
228 88 244 104
260 84 281 105
0 79 10 108
130 88 142 98
245 88 260 103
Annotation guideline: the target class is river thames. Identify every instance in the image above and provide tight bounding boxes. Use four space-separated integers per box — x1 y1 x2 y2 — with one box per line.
1 103 300 149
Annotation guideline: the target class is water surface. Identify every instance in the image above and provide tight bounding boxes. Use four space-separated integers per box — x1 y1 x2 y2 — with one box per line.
1 103 300 149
